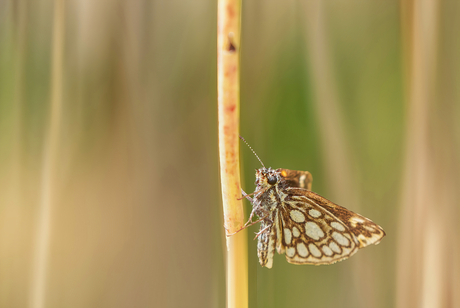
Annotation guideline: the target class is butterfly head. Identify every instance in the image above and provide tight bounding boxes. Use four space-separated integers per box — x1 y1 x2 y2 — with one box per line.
256 167 281 188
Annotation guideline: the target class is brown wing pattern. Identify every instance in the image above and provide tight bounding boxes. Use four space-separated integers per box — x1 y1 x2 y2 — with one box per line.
277 169 313 190
276 188 385 265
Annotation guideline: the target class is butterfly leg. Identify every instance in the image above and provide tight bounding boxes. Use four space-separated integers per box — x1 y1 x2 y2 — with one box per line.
226 203 271 237
253 219 273 240
226 216 266 237
239 189 254 203
240 189 269 226
239 189 258 227
225 189 272 237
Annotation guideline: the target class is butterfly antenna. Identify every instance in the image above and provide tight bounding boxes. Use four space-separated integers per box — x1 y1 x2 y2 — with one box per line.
239 135 265 168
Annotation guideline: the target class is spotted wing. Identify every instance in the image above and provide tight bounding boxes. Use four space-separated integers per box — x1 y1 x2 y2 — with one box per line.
276 188 385 265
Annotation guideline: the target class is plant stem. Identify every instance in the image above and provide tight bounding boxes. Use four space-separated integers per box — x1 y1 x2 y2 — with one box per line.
217 0 248 307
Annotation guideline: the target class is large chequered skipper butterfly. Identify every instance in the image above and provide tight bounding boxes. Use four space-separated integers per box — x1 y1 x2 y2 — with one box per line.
235 136 385 268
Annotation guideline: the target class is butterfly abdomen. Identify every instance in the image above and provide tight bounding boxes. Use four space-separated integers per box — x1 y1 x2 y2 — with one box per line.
257 220 277 268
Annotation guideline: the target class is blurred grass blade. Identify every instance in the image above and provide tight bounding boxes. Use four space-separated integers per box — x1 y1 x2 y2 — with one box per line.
302 2 378 307
30 1 65 307
302 0 358 205
397 1 452 308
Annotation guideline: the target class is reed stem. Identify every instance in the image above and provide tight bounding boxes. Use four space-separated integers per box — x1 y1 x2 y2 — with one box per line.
217 0 248 307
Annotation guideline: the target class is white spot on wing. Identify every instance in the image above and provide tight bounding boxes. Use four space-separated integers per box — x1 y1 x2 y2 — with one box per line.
292 227 300 237
305 221 325 240
329 241 341 253
331 221 346 232
322 245 333 256
353 235 359 245
309 244 321 258
299 174 306 188
308 209 322 218
332 232 350 247
290 210 306 223
297 243 309 257
286 247 295 257
284 228 292 245
351 217 365 223
363 225 375 232
357 234 368 245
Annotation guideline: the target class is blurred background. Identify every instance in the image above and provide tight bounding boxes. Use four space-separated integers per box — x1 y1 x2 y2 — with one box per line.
0 0 459 307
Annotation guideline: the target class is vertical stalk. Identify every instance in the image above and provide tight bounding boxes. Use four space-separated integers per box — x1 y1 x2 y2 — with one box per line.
217 1 247 308
302 1 358 205
397 0 442 307
302 2 376 306
29 1 65 307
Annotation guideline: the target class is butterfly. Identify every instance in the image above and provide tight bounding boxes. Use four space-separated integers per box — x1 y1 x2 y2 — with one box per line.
238 137 386 268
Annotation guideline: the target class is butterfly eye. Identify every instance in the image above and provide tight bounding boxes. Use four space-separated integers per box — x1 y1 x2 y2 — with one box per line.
267 176 277 185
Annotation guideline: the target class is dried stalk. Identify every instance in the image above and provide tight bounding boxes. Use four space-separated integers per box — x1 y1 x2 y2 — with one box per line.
217 0 247 307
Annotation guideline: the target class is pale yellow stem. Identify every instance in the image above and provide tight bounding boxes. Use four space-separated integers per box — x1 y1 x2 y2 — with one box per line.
217 0 248 307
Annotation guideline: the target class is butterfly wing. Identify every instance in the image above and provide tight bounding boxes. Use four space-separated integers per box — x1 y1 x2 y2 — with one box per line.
276 188 385 265
277 169 313 190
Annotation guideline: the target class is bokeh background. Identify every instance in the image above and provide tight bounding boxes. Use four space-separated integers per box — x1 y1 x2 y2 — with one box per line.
1 0 459 307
